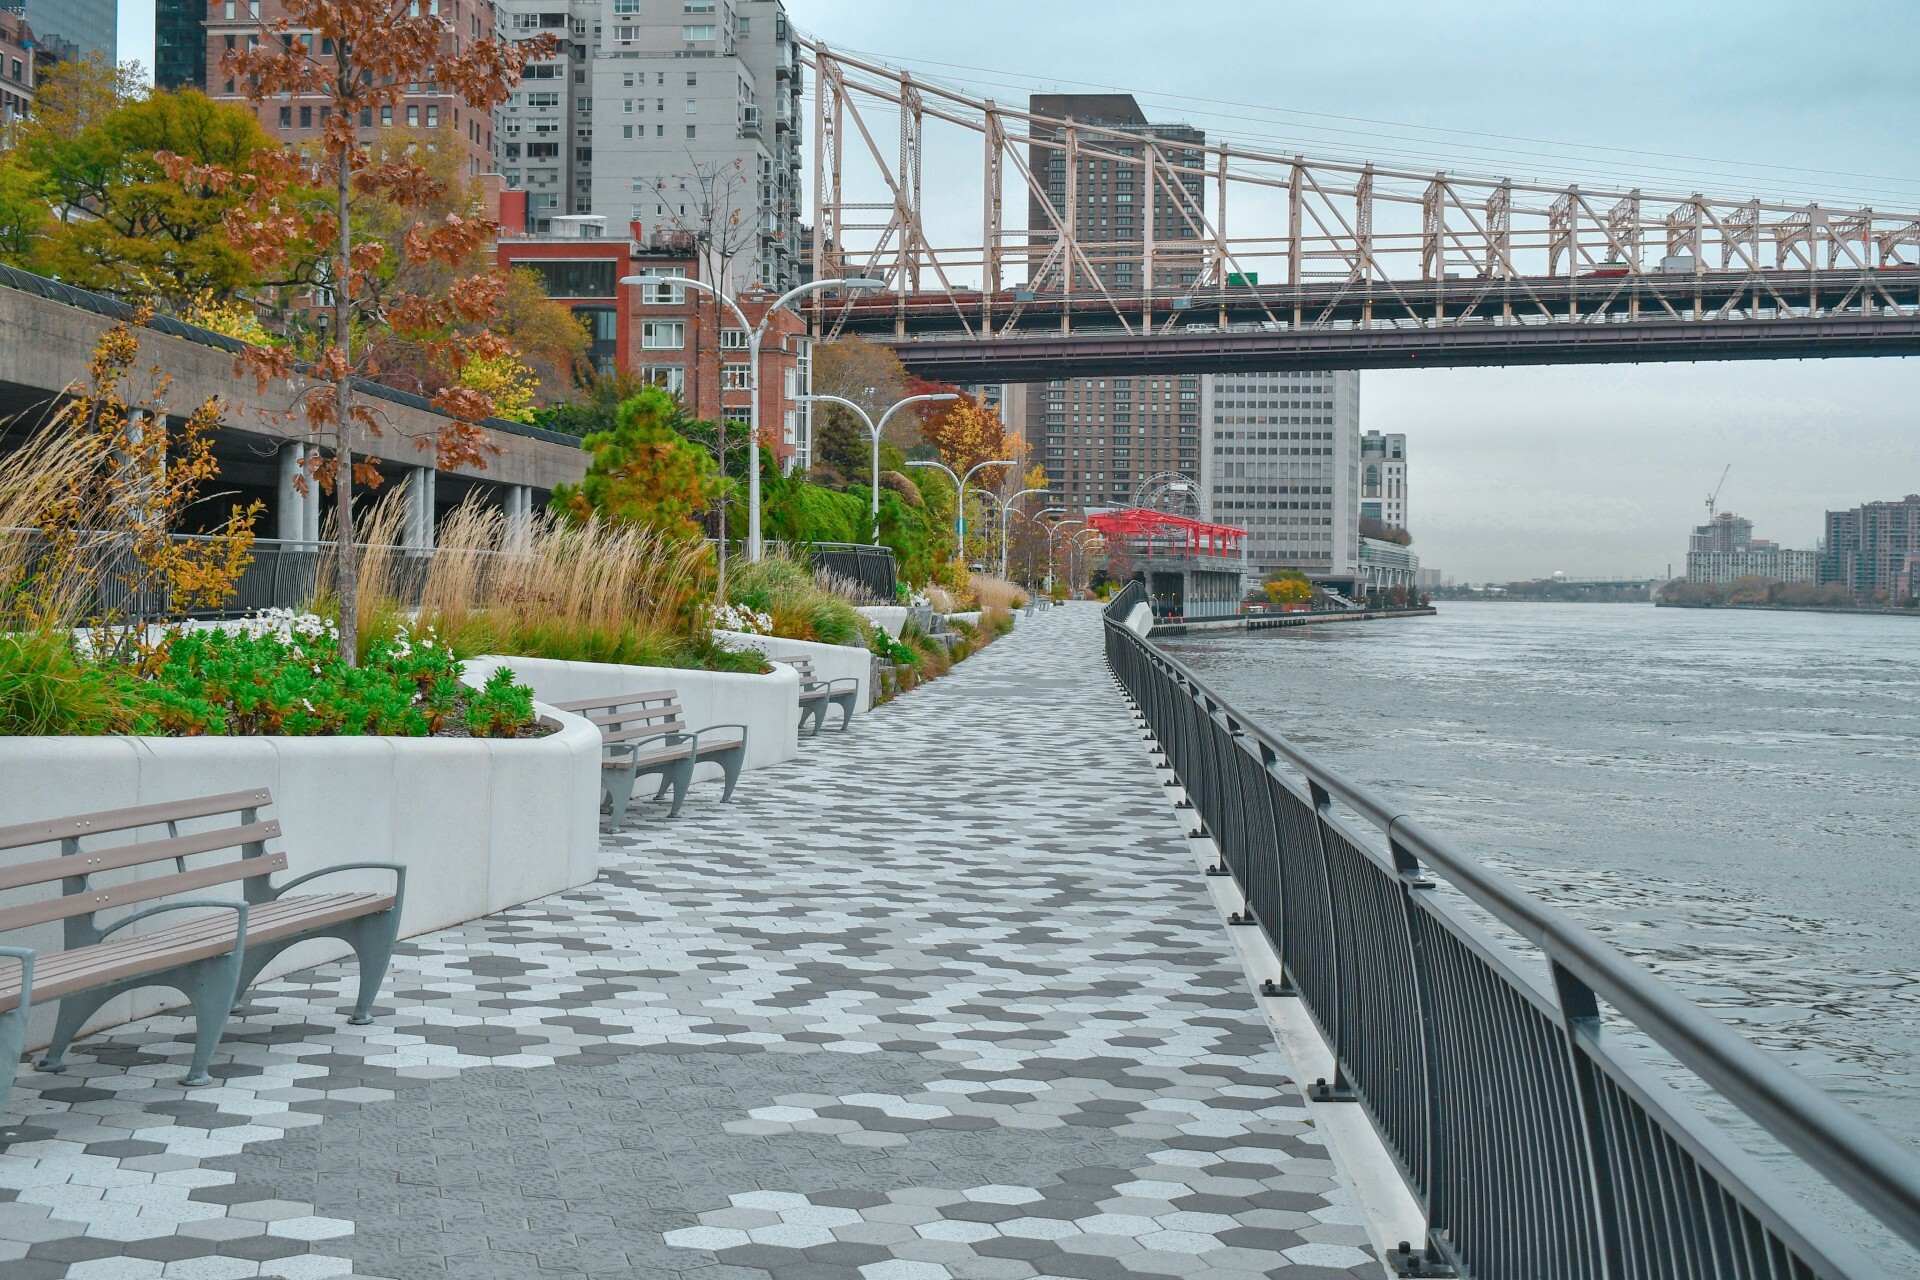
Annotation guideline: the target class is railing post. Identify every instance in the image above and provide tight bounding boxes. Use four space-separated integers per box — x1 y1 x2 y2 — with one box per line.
1305 779 1356 1102
1390 825 1457 1277
1551 961 1622 1280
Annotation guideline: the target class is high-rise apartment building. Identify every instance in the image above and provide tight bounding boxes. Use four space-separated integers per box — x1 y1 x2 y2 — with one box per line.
1684 510 1815 585
1360 430 1407 529
21 0 113 65
1820 494 1920 599
492 0 801 290
1025 95 1204 516
154 0 206 90
204 0 499 180
1199 370 1362 581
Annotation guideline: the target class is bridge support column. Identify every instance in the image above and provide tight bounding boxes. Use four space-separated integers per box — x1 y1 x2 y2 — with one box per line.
503 483 534 545
276 443 322 542
405 465 437 549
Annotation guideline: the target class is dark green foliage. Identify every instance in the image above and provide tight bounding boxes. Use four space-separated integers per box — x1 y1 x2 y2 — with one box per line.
0 631 150 735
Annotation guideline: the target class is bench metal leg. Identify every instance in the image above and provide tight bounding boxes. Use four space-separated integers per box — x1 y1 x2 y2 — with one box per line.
661 759 695 818
346 909 400 1025
0 1003 26 1117
830 695 858 731
798 700 824 736
603 763 639 833
714 747 747 803
41 950 244 1087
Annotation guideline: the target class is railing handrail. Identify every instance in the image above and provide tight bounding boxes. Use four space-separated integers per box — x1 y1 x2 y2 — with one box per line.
1102 578 1920 1271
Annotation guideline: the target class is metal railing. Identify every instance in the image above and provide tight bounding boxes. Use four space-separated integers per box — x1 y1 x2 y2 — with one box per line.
1102 579 1920 1280
808 542 897 603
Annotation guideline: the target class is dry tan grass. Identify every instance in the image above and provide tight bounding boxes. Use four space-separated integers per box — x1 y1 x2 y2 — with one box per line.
332 491 716 663
0 410 103 627
969 574 1030 612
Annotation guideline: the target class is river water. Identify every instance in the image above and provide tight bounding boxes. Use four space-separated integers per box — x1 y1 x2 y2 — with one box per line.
1160 602 1920 1256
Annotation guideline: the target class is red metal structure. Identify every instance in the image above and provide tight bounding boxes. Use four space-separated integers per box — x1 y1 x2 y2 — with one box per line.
1088 509 1246 559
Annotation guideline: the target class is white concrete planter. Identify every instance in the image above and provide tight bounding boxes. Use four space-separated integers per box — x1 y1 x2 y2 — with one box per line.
713 631 875 715
856 606 909 640
946 611 983 630
0 711 602 1051
465 654 802 780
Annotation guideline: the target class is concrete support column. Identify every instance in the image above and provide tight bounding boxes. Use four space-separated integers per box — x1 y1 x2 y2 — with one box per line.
405 465 437 549
502 484 537 549
276 444 321 542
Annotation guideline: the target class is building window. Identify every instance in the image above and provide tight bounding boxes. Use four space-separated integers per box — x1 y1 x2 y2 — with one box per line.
520 259 617 298
641 321 686 350
721 363 751 390
407 105 419 126
573 306 618 375
425 105 438 127
719 328 749 350
682 25 716 40
686 125 696 139
641 364 686 394
639 268 686 303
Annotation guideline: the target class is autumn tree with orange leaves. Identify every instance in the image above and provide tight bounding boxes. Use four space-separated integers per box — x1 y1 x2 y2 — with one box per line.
162 2 557 662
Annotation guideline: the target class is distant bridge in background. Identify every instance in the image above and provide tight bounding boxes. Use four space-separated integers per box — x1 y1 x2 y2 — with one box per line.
799 43 1920 376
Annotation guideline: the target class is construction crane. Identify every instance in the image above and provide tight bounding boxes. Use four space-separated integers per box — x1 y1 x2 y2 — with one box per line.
1705 464 1732 522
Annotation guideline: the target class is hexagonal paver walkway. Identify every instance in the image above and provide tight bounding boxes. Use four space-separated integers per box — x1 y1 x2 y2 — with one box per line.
1 604 1382 1279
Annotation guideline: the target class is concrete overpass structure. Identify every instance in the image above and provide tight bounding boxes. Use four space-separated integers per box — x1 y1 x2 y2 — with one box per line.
0 267 586 543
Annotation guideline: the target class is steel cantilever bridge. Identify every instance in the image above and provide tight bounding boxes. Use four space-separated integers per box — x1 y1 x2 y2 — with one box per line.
798 43 1920 380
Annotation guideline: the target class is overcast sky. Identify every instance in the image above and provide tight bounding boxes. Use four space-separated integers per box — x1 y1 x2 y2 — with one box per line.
118 1 1920 581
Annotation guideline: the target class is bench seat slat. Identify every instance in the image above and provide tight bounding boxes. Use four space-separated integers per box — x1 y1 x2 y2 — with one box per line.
0 853 286 932
587 705 685 726
0 789 274 853
0 891 393 1012
604 743 694 769
0 821 283 894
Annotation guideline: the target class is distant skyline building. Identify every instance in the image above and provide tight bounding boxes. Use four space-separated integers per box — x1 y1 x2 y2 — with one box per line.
1820 494 1920 600
0 7 38 128
1685 511 1815 584
1026 94 1204 519
1360 429 1407 530
490 0 803 291
153 0 205 91
1200 370 1362 583
21 0 113 65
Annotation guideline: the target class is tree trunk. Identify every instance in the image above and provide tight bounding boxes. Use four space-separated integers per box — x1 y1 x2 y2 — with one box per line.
331 91 357 666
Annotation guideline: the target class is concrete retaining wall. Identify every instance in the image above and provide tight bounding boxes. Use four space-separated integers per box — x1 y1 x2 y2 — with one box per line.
0 710 603 1050
465 654 803 781
855 606 909 640
713 632 874 715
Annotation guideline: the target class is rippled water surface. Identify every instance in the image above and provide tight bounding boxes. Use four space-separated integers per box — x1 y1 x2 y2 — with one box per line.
1161 602 1920 1160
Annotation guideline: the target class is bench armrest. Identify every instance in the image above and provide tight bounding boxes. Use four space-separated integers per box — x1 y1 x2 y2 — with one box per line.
695 722 749 745
0 945 32 995
796 679 829 694
825 679 860 696
97 899 248 943
270 861 407 902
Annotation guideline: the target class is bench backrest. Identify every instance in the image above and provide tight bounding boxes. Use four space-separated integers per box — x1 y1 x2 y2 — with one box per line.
0 789 286 948
770 657 817 681
551 690 689 749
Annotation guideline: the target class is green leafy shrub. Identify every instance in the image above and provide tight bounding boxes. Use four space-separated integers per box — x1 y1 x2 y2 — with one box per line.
727 554 867 646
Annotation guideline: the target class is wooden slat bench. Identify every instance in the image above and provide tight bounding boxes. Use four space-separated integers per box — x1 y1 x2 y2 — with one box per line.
0 788 404 1107
553 691 748 829
772 656 860 735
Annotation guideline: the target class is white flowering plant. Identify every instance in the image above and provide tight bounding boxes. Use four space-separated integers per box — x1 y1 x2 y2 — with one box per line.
708 602 774 636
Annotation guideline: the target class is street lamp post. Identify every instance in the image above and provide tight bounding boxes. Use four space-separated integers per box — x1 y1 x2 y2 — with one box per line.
1066 529 1104 598
905 458 1017 562
998 487 1050 580
1045 518 1084 596
797 392 957 543
620 271 883 564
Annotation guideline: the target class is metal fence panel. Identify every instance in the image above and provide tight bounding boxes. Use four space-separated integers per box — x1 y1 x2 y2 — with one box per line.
1102 579 1909 1280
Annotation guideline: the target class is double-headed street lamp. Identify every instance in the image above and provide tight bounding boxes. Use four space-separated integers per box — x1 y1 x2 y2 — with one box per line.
797 392 958 542
1045 517 1084 595
905 457 1017 562
998 487 1050 580
620 270 883 563
1066 528 1105 596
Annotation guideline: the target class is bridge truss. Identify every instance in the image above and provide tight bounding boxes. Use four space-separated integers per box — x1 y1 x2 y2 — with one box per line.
804 42 1920 349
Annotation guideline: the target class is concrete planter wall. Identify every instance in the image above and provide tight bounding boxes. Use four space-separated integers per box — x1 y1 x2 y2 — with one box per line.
465 654 802 780
946 611 983 630
856 606 909 639
0 711 602 1051
713 632 874 715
